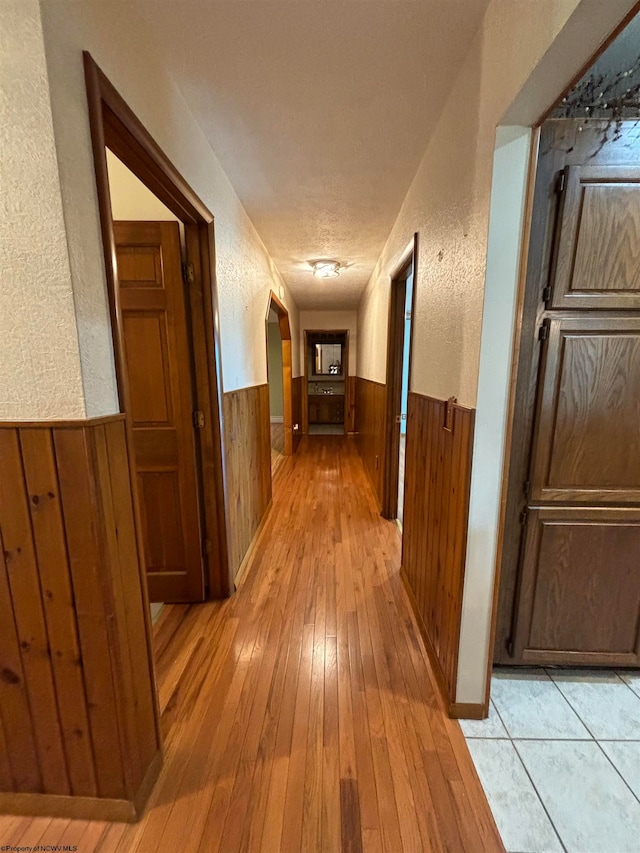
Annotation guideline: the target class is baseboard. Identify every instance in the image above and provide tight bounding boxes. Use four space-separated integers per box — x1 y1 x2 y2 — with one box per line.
400 568 452 707
133 748 163 818
233 499 274 589
270 416 284 424
449 702 486 720
0 749 162 822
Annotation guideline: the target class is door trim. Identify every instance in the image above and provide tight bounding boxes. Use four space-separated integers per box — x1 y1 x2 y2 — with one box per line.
83 52 231 600
266 291 294 456
382 233 418 520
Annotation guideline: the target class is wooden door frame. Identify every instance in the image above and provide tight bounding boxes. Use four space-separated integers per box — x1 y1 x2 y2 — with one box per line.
84 53 231 602
266 291 294 456
381 234 418 520
303 329 350 434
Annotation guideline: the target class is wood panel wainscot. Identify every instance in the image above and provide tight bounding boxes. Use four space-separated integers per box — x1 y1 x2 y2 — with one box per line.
223 384 272 579
0 415 161 821
292 376 303 450
401 393 475 711
354 377 386 508
345 376 356 433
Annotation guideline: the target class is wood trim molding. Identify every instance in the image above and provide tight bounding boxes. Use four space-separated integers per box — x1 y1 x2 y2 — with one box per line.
0 414 126 429
233 499 274 590
382 233 418 520
267 291 294 456
0 750 162 823
449 703 486 721
401 569 485 720
400 568 451 710
83 52 231 599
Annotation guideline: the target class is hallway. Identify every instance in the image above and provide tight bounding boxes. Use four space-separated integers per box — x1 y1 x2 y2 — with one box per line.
0 436 502 852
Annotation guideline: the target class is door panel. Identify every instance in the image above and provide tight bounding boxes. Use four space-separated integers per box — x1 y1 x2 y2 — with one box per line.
552 165 640 309
505 123 640 667
530 316 640 503
514 508 640 666
114 221 204 602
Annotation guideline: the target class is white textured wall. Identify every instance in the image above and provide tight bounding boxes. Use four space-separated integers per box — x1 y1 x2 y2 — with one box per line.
457 127 531 704
299 310 357 375
0 0 85 419
357 0 634 407
106 150 178 222
38 0 300 417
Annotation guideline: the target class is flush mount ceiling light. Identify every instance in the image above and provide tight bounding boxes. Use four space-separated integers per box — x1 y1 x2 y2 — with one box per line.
309 259 340 279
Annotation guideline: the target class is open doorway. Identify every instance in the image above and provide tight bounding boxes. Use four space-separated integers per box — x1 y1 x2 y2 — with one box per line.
267 308 285 474
265 291 294 472
304 330 349 435
105 151 207 615
382 236 417 522
84 54 231 617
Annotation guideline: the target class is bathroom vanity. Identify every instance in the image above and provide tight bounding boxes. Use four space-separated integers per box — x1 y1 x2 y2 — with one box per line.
304 331 349 430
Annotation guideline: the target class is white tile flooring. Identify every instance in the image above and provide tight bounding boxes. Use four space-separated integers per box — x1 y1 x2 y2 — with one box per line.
462 668 640 853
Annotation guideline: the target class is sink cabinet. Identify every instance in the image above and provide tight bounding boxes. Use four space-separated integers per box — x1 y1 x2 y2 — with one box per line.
308 394 344 424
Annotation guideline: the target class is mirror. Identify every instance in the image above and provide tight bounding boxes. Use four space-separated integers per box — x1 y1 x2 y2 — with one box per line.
314 343 342 375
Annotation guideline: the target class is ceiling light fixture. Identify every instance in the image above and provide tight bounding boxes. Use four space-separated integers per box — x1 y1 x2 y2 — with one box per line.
310 259 340 279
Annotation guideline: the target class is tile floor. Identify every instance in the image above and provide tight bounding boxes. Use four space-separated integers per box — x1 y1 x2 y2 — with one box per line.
462 668 640 853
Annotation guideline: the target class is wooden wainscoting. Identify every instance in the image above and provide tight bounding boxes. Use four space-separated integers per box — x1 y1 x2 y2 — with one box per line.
401 393 475 709
223 384 272 578
0 416 161 821
345 376 356 433
354 377 386 508
292 375 303 450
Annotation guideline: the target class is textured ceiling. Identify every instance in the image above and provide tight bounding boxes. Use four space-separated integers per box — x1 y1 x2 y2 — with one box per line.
134 0 490 308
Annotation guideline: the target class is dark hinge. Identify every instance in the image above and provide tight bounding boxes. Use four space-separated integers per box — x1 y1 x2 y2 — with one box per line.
523 480 531 499
182 261 195 284
520 508 529 526
538 321 550 342
202 538 213 556
556 170 566 194
542 285 552 305
192 410 205 428
506 637 515 657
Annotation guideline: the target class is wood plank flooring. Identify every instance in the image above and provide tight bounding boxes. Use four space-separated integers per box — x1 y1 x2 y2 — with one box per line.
0 436 503 852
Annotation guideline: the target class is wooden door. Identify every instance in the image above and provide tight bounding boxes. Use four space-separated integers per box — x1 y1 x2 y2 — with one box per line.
114 221 205 603
509 127 640 666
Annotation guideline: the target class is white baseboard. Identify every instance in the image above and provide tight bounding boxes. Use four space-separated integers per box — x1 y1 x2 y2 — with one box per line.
270 416 284 424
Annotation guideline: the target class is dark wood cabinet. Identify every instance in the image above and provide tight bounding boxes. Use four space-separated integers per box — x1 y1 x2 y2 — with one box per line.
308 394 344 424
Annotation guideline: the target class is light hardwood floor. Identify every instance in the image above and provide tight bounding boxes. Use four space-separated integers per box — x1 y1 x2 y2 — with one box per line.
0 436 503 852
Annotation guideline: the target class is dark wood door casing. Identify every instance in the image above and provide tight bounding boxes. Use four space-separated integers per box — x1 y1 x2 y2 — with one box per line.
84 52 231 602
114 221 205 603
382 235 418 521
498 121 640 668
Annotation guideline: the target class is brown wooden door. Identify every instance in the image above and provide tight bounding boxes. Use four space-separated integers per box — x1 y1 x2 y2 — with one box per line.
510 136 640 666
114 221 205 603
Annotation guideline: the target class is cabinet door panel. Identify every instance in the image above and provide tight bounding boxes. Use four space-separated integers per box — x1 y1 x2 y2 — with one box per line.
552 165 640 309
530 316 640 503
514 508 640 666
